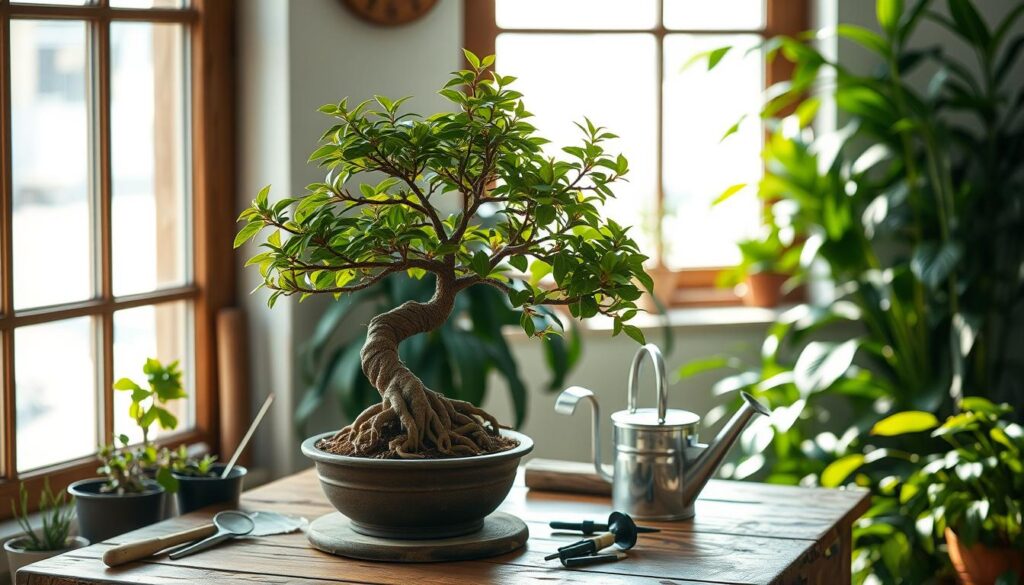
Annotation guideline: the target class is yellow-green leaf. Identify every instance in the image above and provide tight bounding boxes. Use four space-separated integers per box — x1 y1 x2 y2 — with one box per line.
713 183 747 207
821 454 865 487
871 411 939 436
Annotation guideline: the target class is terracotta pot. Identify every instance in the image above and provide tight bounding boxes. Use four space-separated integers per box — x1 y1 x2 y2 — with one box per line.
945 527 1024 585
302 429 533 539
638 268 677 312
4 536 88 583
743 272 789 308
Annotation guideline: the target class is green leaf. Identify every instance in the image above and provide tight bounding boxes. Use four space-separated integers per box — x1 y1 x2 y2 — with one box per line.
707 46 732 69
470 250 491 277
156 466 179 493
836 24 890 55
234 221 263 249
153 406 179 431
793 339 860 396
911 242 963 289
712 183 747 207
528 260 552 286
821 454 865 487
720 116 746 142
621 324 646 345
947 0 990 47
871 411 940 436
509 255 528 272
876 0 902 36
113 378 142 391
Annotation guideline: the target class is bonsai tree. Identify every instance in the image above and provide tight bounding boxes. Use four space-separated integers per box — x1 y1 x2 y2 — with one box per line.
237 51 652 459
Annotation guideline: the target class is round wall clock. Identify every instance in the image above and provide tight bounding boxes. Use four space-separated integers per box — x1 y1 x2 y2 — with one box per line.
341 0 439 26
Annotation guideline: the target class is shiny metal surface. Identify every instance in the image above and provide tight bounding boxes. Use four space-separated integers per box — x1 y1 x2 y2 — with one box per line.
554 343 771 521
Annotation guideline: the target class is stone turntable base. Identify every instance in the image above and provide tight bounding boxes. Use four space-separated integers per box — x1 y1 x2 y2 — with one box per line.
307 511 529 563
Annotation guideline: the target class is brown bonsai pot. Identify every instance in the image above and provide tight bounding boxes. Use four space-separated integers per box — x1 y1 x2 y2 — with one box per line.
743 272 789 308
302 429 533 540
945 527 1024 585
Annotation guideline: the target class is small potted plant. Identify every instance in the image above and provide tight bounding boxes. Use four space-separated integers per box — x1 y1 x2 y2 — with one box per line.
5 481 87 583
717 223 798 308
171 451 246 515
68 358 185 542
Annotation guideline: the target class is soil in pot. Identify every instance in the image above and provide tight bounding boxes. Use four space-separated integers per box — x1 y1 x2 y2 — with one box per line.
4 536 88 583
303 429 533 540
68 479 165 543
173 464 247 515
945 527 1024 585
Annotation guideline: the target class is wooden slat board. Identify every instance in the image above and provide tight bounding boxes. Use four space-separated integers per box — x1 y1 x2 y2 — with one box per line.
19 465 870 585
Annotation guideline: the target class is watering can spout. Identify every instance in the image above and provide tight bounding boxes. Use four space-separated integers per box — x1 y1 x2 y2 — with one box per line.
554 386 614 483
680 391 770 510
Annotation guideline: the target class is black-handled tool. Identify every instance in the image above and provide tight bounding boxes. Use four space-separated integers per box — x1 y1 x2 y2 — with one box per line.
562 552 627 568
550 519 659 535
544 512 639 562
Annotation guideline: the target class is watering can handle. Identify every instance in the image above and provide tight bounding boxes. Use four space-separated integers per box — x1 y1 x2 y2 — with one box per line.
555 386 614 483
627 344 668 424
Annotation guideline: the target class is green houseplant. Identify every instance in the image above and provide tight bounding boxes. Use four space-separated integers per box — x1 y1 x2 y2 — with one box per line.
239 51 651 537
831 398 1024 584
170 451 247 515
716 219 800 307
688 0 1024 581
69 358 188 542
4 481 87 583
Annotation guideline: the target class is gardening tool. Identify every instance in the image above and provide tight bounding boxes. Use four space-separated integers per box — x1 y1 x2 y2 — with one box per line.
562 551 628 568
103 511 306 567
169 511 254 559
550 516 660 535
543 511 638 562
555 343 771 520
222 393 275 478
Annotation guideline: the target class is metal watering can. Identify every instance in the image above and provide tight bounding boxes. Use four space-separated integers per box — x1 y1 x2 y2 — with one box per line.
555 344 770 520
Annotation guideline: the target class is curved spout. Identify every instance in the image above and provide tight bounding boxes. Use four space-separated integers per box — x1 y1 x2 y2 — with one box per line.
555 386 614 483
681 391 770 508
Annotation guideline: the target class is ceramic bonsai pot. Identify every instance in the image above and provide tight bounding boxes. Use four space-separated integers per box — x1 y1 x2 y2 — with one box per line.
302 429 533 540
945 527 1024 585
4 536 88 583
172 464 247 515
67 479 165 543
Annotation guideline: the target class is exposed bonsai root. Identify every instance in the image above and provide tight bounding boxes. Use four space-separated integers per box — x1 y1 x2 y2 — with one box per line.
316 274 518 459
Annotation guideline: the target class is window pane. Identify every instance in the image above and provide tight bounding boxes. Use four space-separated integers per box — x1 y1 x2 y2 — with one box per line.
110 0 185 8
496 33 658 254
12 1 87 5
664 0 765 30
662 34 762 268
496 0 657 30
11 20 92 310
113 302 193 444
16 317 98 471
111 23 189 297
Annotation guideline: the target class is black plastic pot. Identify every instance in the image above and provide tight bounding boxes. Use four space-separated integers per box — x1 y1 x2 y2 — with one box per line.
68 479 166 543
172 464 246 515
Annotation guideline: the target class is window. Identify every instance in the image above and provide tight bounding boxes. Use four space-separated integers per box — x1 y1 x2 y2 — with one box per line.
0 0 234 513
465 0 806 305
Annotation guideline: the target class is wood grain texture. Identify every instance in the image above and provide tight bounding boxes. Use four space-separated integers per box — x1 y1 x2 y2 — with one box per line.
20 465 869 585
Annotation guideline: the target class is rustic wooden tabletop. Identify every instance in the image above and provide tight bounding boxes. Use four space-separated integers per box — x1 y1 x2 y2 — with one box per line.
19 464 870 585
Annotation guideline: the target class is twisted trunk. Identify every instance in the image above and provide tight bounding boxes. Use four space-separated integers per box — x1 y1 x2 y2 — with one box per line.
317 273 515 458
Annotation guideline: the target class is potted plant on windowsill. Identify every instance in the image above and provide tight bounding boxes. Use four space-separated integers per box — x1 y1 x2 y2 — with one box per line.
4 480 87 583
171 452 247 515
716 220 798 308
69 359 186 542
237 50 652 539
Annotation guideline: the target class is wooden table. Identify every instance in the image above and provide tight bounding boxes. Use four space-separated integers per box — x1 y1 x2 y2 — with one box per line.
19 466 869 585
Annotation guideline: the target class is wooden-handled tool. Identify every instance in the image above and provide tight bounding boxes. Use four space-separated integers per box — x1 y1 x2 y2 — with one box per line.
102 523 217 567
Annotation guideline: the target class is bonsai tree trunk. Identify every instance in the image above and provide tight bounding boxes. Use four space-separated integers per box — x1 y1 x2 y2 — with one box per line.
318 273 512 459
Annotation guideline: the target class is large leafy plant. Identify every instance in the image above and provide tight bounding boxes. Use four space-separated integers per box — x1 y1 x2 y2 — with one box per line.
238 51 651 459
690 0 1024 582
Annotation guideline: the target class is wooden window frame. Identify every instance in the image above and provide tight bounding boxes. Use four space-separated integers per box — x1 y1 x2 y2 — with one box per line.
0 0 235 517
464 0 807 307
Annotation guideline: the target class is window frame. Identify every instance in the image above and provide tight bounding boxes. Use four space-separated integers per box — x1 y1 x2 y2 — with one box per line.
464 0 807 307
0 0 235 516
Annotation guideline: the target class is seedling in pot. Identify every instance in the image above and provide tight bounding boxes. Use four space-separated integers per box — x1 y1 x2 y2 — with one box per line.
9 480 75 552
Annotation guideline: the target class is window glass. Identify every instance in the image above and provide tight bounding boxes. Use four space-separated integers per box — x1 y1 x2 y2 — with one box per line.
16 317 98 471
663 0 765 30
662 34 763 268
111 22 190 296
113 302 193 444
11 20 92 310
496 33 659 255
496 0 657 30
